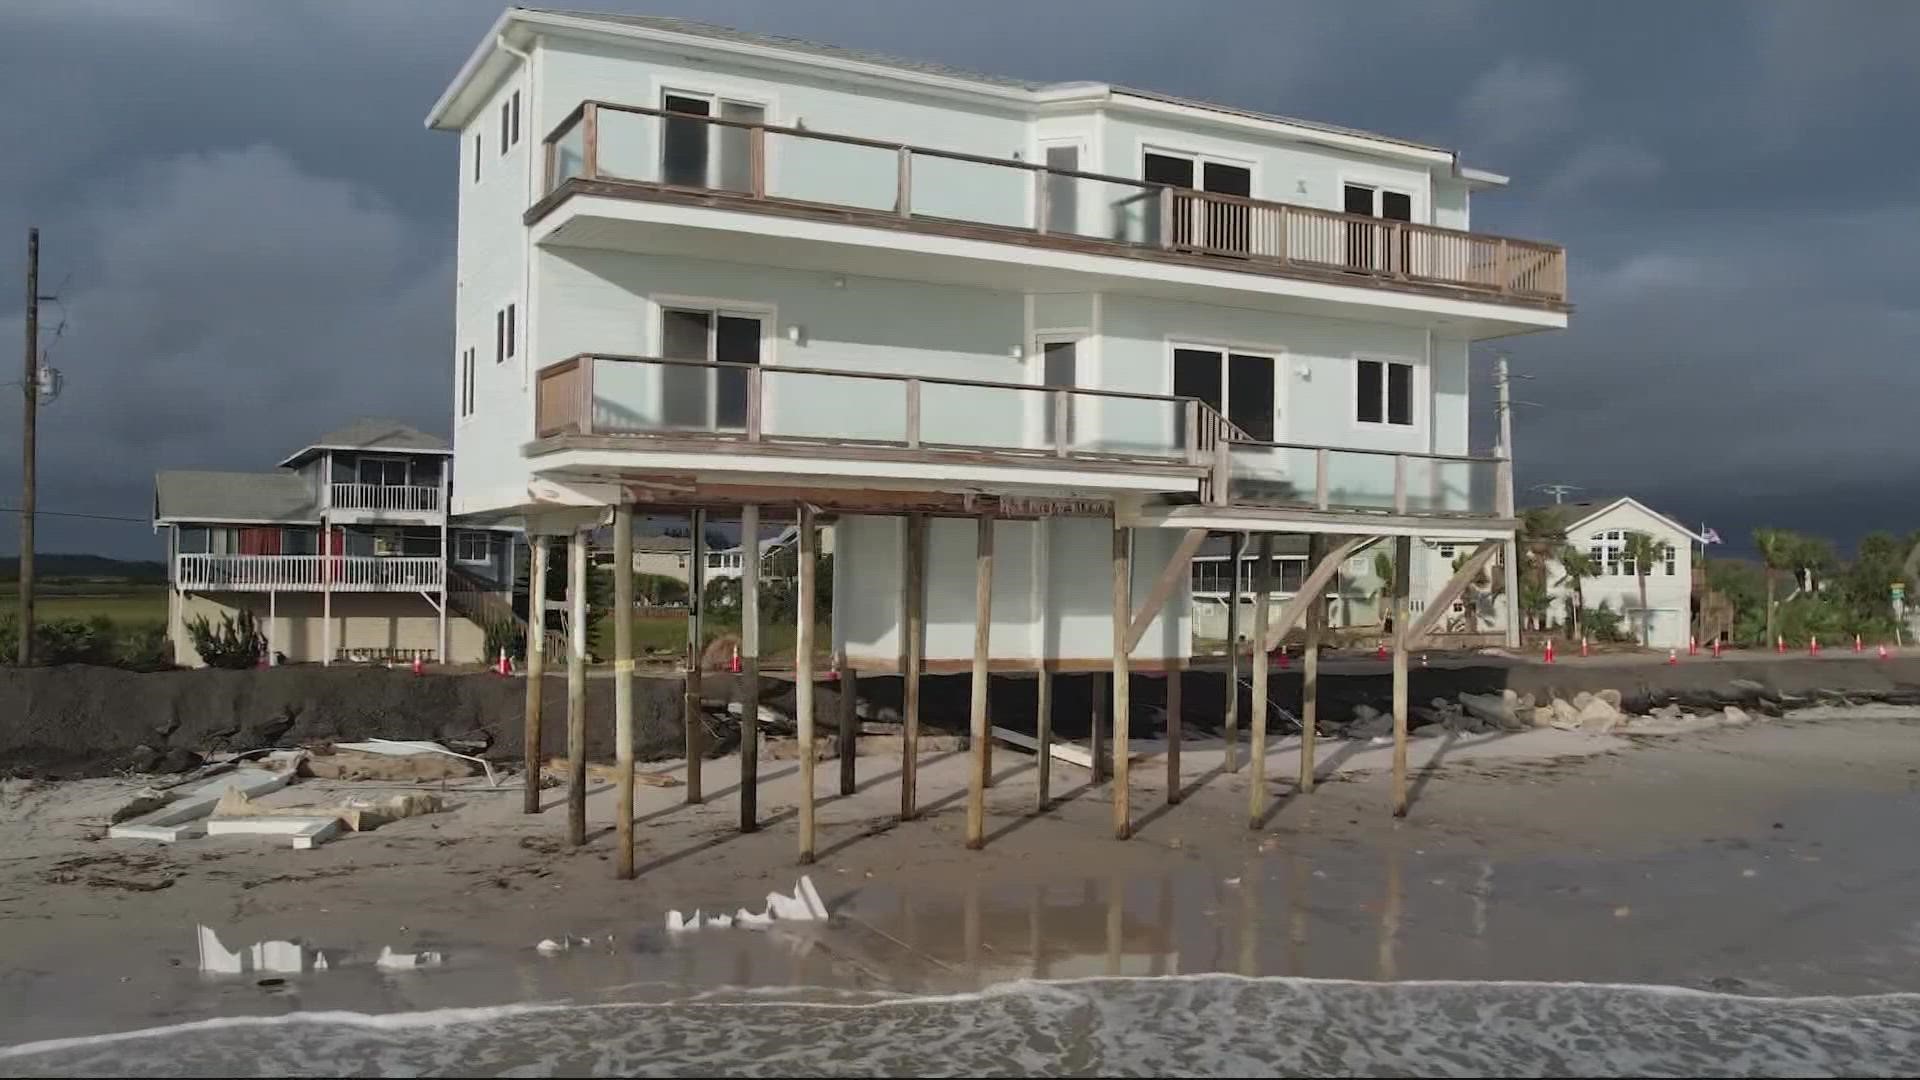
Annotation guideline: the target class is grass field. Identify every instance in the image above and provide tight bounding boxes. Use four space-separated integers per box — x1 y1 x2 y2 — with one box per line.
15 583 167 625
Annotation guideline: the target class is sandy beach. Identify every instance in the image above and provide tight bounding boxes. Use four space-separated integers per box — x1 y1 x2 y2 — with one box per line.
4 706 1920 1073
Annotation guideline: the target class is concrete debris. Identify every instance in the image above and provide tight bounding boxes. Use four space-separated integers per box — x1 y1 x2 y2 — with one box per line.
107 767 295 843
992 726 1095 770
1348 715 1393 740
110 788 179 825
205 815 344 850
375 946 443 971
1351 703 1382 723
334 739 499 787
1596 688 1624 710
1723 705 1753 725
1457 692 1521 731
667 876 830 934
197 925 328 975
1571 691 1595 711
304 748 475 784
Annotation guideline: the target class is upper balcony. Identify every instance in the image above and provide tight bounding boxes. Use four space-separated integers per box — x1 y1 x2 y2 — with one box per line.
527 354 1512 535
530 101 1567 328
324 482 444 522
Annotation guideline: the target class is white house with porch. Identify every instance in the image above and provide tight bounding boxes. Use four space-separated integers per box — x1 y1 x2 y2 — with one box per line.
1537 497 1701 649
154 419 520 666
425 9 1568 860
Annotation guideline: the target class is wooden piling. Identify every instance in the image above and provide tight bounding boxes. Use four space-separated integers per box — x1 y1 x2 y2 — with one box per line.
738 505 761 833
1164 666 1182 804
522 534 547 815
566 530 588 847
796 505 818 864
837 646 857 796
1111 523 1132 840
613 503 635 879
1089 671 1106 783
1391 534 1413 818
1299 534 1325 794
1248 533 1273 829
1034 665 1052 809
1224 531 1245 772
901 513 925 821
684 508 706 804
966 513 993 850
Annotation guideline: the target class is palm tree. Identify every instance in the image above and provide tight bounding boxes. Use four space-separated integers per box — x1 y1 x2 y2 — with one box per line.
1556 547 1597 639
1621 531 1672 646
1371 549 1395 627
1754 528 1795 646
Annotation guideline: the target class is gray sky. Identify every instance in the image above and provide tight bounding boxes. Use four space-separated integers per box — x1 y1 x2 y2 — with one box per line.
2 0 1915 558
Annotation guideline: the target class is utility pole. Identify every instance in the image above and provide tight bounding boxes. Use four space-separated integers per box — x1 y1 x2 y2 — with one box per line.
1496 353 1521 649
19 228 37 665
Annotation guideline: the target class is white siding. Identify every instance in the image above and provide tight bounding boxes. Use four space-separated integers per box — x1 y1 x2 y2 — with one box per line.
1545 501 1695 649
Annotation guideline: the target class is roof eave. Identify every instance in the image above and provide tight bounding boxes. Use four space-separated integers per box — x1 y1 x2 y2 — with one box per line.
277 444 454 469
425 8 520 130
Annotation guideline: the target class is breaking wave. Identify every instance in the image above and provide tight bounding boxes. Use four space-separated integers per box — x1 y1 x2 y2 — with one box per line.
5 975 1918 1077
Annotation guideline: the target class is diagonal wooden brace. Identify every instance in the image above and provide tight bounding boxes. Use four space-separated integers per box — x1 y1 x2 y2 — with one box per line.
1402 539 1502 648
1122 528 1209 655
1260 534 1379 654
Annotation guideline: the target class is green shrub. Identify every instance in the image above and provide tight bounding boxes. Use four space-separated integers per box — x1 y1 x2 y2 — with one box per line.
113 621 173 672
483 616 525 662
185 610 266 669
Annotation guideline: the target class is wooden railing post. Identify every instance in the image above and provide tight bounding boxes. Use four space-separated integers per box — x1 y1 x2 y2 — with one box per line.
1314 448 1330 511
1183 400 1199 465
1275 203 1289 263
896 146 912 217
750 124 766 198
582 103 599 181
1034 168 1049 234
746 366 763 441
904 378 921 448
1052 389 1070 457
578 357 595 436
1212 433 1231 505
1496 238 1510 294
1393 455 1407 513
1157 186 1174 248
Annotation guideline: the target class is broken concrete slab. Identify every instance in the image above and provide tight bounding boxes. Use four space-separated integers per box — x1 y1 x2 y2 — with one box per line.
205 815 343 850
333 739 498 787
107 768 293 842
991 726 1096 770
375 946 443 971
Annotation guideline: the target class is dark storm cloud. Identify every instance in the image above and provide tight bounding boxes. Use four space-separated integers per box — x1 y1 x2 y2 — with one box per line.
0 0 1914 557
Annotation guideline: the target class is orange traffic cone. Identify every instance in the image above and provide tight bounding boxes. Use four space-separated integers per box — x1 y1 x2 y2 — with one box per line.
497 649 512 676
1376 641 1388 661
1879 643 1891 661
1580 636 1590 658
1712 639 1723 659
1544 639 1556 664
1277 647 1291 669
1810 635 1820 656
1667 648 1678 666
1854 634 1864 653
1688 635 1698 657
729 644 742 674
1777 635 1786 654
412 655 424 676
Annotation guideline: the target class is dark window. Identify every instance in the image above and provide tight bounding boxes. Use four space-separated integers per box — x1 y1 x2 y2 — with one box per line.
1201 162 1252 252
1357 359 1414 426
1143 152 1194 188
1144 153 1195 244
1381 190 1412 222
495 309 505 363
1172 347 1222 415
472 134 481 183
659 307 763 430
1356 359 1383 423
1227 352 1274 441
1041 339 1078 443
510 90 521 145
1343 183 1375 215
662 93 711 187
1386 362 1412 425
1044 144 1079 234
505 304 516 359
499 101 509 154
716 101 764 193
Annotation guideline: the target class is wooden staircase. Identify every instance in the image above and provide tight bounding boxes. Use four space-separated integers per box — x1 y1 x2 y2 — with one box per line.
447 566 566 658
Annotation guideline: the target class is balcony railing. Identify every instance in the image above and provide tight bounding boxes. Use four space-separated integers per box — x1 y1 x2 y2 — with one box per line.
536 353 1204 465
176 554 444 592
532 354 1512 519
540 101 1566 304
329 483 442 514
1215 440 1510 517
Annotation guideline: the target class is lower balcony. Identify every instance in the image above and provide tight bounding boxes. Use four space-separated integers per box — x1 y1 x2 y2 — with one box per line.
176 554 443 593
527 354 1511 531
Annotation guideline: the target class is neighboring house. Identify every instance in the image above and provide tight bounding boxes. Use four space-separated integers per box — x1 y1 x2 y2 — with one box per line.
154 419 520 666
1536 497 1701 649
627 533 693 582
426 10 1567 671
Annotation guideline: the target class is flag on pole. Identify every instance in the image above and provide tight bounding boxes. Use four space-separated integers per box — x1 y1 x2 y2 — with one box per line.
1701 526 1723 546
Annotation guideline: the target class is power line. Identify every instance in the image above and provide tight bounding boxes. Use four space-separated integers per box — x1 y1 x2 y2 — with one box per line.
0 505 149 524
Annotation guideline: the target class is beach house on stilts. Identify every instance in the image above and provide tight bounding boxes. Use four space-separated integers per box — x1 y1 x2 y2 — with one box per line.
425 9 1569 875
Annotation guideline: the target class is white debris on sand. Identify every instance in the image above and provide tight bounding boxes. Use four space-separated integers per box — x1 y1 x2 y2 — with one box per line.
667 876 829 934
375 946 444 971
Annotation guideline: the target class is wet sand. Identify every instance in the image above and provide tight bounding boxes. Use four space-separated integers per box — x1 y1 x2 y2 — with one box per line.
3 708 1920 1050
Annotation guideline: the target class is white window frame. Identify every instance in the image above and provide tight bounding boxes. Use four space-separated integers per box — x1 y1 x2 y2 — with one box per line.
653 81 778 190
650 294 777 430
1351 355 1421 430
1336 172 1427 224
456 531 493 565
1036 137 1089 234
1136 141 1262 197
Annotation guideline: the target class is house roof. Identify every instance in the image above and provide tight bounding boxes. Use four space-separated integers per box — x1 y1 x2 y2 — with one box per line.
429 9 1470 171
635 535 692 553
278 418 451 468
1527 497 1705 543
153 470 318 526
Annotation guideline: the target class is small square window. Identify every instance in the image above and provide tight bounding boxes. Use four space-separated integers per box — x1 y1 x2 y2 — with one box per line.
495 309 505 364
511 91 521 145
472 134 481 182
506 304 516 358
1356 359 1414 426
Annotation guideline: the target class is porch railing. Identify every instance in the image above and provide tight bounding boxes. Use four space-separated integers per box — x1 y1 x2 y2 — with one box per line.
328 483 442 514
1216 440 1511 517
176 554 444 592
536 353 1205 465
532 353 1512 519
542 100 1566 303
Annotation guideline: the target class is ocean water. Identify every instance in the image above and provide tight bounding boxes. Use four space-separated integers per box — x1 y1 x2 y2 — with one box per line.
5 976 1917 1077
